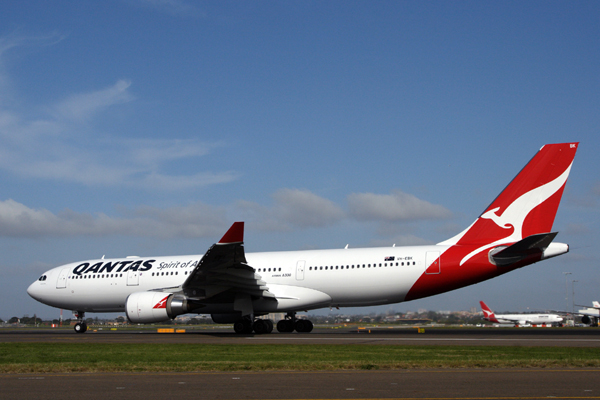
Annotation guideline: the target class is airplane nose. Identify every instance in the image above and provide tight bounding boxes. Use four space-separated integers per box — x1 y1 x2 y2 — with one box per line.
27 281 43 301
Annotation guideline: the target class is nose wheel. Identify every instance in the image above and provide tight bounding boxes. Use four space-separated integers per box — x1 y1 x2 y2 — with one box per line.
73 311 87 333
74 322 88 333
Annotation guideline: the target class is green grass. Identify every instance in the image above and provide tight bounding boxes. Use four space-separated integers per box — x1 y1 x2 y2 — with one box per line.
1 343 600 373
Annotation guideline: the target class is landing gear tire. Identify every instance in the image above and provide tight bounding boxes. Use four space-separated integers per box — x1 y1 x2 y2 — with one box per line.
264 319 274 333
74 322 87 333
253 319 273 334
277 319 294 333
233 319 253 334
277 312 314 333
295 319 313 333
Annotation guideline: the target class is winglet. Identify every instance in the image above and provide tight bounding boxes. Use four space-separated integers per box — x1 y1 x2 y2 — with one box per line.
218 222 244 244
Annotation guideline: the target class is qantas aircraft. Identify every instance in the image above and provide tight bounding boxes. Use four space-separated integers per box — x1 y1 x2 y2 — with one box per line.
479 301 563 327
27 142 578 334
575 301 600 326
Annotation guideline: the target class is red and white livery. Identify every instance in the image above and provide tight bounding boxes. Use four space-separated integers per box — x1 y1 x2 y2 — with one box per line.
480 301 563 326
28 143 579 334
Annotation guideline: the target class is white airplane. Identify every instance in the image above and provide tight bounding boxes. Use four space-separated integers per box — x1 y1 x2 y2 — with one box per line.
480 301 563 327
28 142 579 334
575 301 600 326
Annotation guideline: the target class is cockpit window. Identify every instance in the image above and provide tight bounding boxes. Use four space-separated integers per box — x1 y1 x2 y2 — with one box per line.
38 275 47 281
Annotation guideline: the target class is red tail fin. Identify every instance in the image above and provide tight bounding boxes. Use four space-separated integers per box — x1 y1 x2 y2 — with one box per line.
440 143 578 259
480 301 498 322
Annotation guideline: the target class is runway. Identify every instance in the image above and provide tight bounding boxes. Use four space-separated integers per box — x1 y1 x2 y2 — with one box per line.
2 326 600 346
3 327 600 399
2 369 600 399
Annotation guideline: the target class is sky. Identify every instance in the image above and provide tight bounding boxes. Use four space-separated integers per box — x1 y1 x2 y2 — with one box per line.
0 1 598 320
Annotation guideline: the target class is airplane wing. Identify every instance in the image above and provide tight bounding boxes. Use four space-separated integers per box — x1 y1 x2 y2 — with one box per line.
180 222 275 315
495 316 524 324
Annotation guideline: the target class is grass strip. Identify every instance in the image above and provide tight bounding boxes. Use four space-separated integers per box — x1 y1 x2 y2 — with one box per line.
1 343 600 373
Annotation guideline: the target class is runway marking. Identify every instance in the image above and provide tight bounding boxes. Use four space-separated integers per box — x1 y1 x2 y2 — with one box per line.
246 337 600 342
255 397 600 399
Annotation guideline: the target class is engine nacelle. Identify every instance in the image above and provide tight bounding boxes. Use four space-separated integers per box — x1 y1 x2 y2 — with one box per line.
126 292 195 324
126 292 172 323
581 315 592 325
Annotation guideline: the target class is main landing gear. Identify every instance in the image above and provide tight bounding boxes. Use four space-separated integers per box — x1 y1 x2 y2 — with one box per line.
73 311 87 333
233 316 274 334
232 312 314 334
276 312 313 333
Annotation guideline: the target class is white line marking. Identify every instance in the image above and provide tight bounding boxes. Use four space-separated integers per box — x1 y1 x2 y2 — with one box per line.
246 337 600 342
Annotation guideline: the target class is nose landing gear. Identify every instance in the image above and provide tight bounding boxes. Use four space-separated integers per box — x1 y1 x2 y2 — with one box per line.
73 311 87 333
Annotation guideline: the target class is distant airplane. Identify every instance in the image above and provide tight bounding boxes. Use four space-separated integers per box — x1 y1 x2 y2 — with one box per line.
574 301 600 326
480 301 563 327
27 143 578 334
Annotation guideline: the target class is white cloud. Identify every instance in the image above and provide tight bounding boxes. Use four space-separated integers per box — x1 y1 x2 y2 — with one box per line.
236 189 345 231
273 189 345 228
130 139 213 166
0 34 239 191
140 171 240 191
0 32 66 106
0 188 452 239
347 190 452 222
0 199 229 239
52 80 134 121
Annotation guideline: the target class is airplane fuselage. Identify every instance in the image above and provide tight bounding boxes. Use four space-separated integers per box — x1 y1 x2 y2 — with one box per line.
487 314 563 325
28 245 450 314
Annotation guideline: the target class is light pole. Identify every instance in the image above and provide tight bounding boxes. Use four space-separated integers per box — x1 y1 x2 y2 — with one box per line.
563 272 571 321
572 280 578 314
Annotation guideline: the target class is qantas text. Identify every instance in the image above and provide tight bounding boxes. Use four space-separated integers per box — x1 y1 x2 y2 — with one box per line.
72 260 156 276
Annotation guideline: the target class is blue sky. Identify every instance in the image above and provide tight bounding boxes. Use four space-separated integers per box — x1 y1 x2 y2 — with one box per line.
1 1 598 319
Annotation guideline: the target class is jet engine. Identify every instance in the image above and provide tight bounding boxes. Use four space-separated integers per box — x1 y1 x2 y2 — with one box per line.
126 292 194 323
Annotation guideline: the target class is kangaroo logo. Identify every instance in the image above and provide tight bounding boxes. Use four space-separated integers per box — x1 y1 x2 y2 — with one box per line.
153 295 169 309
459 162 573 266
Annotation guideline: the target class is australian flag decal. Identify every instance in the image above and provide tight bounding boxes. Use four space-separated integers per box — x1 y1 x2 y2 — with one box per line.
384 256 395 261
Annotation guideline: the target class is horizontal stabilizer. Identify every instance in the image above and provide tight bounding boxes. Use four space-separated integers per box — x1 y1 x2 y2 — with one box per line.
489 232 558 266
